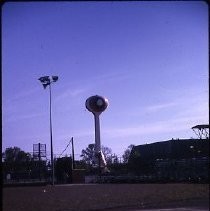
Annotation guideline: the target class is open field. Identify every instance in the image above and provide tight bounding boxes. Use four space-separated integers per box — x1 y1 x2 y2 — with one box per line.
3 184 209 211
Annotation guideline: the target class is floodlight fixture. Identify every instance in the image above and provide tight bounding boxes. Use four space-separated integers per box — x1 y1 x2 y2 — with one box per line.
38 76 50 83
52 76 58 82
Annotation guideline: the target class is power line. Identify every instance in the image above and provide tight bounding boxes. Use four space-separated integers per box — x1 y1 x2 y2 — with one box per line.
58 139 72 158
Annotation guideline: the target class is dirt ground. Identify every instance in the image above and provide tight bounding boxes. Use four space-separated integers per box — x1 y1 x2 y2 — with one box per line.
3 183 209 211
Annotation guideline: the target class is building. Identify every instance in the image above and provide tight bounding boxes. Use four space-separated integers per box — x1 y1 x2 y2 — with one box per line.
129 138 209 182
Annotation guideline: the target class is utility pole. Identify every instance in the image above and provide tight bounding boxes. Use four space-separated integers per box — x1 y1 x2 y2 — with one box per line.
71 137 75 170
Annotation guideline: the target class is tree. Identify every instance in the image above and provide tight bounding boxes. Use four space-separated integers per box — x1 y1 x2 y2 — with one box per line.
3 147 32 180
80 144 113 166
55 156 72 184
2 147 48 181
101 145 112 165
122 144 135 163
3 147 31 163
80 144 95 165
112 154 119 164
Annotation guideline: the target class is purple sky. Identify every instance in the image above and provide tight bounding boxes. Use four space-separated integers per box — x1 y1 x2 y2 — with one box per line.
2 2 208 159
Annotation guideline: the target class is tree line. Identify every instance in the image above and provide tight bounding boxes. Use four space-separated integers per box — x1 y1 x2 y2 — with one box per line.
2 144 134 183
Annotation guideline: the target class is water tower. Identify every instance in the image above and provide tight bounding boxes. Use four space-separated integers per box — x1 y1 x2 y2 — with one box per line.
85 95 109 171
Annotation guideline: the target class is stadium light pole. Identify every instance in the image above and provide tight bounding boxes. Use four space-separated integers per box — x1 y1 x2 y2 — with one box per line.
38 75 58 185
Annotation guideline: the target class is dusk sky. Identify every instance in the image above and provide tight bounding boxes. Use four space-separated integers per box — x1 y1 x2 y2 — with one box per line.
2 2 208 160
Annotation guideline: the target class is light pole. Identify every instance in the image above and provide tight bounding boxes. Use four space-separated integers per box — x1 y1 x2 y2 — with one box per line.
38 75 58 185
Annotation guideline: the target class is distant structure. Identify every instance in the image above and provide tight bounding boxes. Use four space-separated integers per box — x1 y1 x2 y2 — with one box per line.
129 138 209 182
33 143 47 181
33 143 47 161
129 125 209 182
192 124 209 139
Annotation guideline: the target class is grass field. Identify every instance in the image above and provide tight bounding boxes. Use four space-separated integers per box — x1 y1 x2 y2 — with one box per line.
3 183 209 211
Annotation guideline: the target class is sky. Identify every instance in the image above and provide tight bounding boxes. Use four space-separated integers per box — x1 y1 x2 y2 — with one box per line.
2 1 209 160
